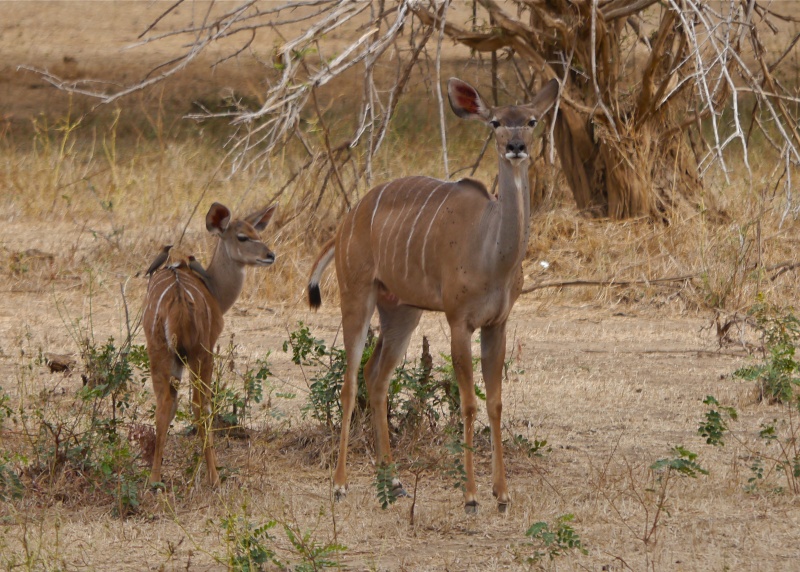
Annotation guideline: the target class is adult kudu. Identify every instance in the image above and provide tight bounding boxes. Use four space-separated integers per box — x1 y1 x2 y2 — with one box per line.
307 77 559 512
143 202 276 486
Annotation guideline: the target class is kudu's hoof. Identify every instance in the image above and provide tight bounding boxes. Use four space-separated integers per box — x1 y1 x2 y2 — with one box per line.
392 481 409 498
393 487 409 499
464 500 479 515
497 501 509 513
333 485 348 502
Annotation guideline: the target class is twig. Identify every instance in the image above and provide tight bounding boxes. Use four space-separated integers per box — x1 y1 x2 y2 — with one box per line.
521 273 698 294
434 0 451 179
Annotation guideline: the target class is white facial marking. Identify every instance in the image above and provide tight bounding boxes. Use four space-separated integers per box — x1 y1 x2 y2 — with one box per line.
515 174 524 193
505 153 529 163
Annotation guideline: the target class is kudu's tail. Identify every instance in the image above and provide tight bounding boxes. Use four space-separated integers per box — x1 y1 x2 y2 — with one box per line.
308 238 335 309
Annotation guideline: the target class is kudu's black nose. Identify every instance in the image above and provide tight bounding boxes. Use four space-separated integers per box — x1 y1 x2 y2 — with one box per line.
506 140 527 156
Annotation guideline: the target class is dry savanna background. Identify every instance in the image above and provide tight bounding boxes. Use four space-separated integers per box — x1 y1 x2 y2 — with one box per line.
1 1 800 571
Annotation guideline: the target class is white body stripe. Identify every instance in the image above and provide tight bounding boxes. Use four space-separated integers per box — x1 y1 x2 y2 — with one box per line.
345 196 364 272
420 187 454 275
151 281 176 339
403 181 448 278
390 190 419 276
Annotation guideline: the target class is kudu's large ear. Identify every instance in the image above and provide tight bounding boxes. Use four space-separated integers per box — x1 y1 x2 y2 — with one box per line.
448 78 491 122
245 204 277 232
206 202 232 235
525 79 560 119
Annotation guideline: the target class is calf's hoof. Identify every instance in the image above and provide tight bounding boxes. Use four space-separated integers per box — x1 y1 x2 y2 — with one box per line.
464 500 479 515
334 485 348 502
392 479 409 498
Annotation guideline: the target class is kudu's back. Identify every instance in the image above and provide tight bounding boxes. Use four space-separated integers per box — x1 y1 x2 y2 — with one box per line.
144 264 222 365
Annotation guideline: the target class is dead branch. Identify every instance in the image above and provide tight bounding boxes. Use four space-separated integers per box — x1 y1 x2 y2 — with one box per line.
521 273 699 294
18 0 800 220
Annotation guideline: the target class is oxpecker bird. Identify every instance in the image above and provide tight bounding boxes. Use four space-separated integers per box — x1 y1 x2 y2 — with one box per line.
145 245 173 277
188 255 212 291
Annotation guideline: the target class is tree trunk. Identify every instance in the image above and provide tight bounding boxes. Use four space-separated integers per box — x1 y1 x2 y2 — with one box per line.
546 106 700 221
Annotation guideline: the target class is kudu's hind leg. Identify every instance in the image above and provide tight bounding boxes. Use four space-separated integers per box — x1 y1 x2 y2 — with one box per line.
149 355 180 485
363 302 422 497
481 322 510 511
333 287 377 499
191 354 220 486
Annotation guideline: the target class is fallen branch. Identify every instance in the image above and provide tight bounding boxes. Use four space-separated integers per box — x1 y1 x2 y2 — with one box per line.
523 259 800 294
521 273 699 294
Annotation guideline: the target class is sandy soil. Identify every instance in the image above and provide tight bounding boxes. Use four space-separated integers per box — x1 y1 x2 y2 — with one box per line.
1 216 796 570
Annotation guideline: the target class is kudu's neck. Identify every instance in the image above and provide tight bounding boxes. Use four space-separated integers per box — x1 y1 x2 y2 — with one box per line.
205 241 246 315
490 156 531 271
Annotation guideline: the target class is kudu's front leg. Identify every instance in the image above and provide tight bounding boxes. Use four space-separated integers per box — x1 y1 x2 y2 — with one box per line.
481 322 510 511
450 321 479 513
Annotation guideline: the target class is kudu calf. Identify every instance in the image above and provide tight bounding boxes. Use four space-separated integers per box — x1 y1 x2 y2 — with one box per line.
143 202 276 486
307 78 559 512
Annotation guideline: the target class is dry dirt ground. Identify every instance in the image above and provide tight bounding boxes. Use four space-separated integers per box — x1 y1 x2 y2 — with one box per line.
2 262 797 571
2 3 800 572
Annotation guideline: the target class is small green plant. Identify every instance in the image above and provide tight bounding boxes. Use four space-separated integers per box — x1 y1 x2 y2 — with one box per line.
282 522 347 571
375 462 399 509
524 514 588 563
746 458 765 492
0 385 13 422
507 434 551 457
650 446 708 478
220 509 346 572
698 395 738 446
734 301 800 404
221 513 278 571
700 395 800 493
79 337 146 422
0 454 23 501
283 322 372 427
283 323 482 433
213 345 275 431
443 431 469 491
16 336 148 517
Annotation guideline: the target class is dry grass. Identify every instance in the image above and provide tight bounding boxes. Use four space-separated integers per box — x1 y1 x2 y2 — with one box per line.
2 3 800 571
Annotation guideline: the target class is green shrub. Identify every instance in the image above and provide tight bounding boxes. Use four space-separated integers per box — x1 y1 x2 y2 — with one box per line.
283 322 482 433
734 301 800 403
19 337 148 516
524 514 588 563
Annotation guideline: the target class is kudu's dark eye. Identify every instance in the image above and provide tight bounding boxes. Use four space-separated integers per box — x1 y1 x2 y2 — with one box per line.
528 118 538 127
489 119 500 129
237 234 249 242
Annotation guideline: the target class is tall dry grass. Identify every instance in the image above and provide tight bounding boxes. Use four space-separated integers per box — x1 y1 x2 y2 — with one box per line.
3 93 797 317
